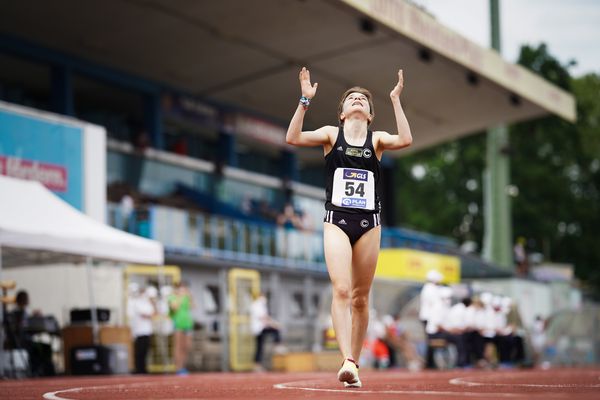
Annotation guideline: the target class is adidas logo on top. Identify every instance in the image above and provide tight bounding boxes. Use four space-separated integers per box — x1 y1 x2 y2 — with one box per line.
338 219 347 225
337 146 343 151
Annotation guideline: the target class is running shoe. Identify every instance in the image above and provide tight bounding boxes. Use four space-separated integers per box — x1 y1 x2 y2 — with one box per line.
337 358 361 388
343 377 362 388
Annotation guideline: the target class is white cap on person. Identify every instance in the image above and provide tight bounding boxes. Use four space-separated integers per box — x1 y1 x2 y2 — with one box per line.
145 286 158 299
480 292 493 306
128 282 140 295
426 270 442 283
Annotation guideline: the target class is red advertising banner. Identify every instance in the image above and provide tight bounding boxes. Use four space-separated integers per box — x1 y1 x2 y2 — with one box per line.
0 156 68 192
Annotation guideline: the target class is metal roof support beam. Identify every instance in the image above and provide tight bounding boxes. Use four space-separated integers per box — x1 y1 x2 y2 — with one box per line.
483 0 513 269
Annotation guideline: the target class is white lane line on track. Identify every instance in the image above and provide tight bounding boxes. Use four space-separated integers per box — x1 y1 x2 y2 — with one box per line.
43 382 157 400
273 380 523 397
449 375 600 388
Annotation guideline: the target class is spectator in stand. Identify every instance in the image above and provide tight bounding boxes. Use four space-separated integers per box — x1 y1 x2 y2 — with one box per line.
241 195 253 215
277 203 302 229
134 130 150 152
276 203 303 258
172 136 188 155
258 200 278 222
514 237 529 276
119 194 134 232
168 281 195 375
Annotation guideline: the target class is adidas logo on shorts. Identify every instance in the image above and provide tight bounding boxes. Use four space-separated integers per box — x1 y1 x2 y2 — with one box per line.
337 146 343 151
338 219 347 225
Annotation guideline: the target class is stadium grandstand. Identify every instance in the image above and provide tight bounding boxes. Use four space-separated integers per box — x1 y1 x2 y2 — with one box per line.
0 0 585 376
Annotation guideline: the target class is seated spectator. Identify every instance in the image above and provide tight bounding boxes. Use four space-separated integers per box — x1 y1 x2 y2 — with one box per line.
7 290 55 377
443 297 469 368
250 292 285 371
426 286 466 369
465 296 487 368
382 314 422 371
479 292 498 366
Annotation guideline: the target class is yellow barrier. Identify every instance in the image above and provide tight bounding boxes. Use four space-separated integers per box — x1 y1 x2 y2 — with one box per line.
124 265 181 373
376 249 460 283
228 268 260 372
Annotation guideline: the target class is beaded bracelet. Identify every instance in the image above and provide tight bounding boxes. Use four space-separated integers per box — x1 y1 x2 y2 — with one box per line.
299 96 311 110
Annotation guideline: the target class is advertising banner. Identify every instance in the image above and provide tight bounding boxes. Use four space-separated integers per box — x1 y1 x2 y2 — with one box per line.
376 248 461 283
0 108 84 210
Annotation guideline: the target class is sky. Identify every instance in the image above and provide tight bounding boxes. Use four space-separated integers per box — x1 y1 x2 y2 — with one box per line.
410 0 600 77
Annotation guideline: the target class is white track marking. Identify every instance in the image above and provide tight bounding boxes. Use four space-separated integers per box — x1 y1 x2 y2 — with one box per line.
449 374 600 388
274 380 523 397
43 382 158 400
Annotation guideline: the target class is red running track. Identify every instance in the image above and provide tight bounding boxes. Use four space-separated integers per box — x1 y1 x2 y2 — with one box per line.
1 368 599 400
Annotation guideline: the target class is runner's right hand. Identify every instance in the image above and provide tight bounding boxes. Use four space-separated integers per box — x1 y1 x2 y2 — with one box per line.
299 67 318 99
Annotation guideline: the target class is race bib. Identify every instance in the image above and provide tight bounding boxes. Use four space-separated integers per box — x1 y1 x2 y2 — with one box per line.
331 168 375 210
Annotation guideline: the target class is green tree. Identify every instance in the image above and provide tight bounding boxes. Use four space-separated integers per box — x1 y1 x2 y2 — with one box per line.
394 43 600 295
395 133 486 248
511 44 600 295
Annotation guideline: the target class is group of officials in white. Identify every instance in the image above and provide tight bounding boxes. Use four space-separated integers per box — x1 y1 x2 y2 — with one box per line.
420 270 525 369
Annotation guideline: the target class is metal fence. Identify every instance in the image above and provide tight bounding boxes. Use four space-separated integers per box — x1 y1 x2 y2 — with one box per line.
107 203 462 273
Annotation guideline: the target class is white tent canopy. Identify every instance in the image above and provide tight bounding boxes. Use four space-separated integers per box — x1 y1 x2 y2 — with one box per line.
0 175 164 375
0 175 163 265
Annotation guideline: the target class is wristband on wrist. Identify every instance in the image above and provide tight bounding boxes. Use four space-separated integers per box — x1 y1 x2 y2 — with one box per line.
299 96 311 110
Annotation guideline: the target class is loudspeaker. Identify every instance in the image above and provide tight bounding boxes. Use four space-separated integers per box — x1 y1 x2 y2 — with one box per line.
70 345 112 375
70 308 110 324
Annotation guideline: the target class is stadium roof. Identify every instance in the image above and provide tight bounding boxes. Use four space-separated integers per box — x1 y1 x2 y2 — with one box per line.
0 0 576 159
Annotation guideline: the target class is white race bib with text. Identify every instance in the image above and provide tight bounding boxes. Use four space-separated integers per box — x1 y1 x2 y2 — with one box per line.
331 168 375 210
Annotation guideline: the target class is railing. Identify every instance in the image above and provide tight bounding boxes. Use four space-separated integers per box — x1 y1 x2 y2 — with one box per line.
108 203 462 272
381 226 456 254
107 203 327 272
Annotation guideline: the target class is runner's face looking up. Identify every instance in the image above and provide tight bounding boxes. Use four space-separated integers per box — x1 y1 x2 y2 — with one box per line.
337 87 374 126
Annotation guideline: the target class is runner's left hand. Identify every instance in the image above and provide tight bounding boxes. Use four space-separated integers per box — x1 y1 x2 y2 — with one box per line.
390 69 404 99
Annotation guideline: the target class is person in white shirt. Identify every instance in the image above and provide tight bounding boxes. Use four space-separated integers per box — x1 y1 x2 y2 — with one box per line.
444 298 470 367
419 270 442 328
127 284 156 374
479 292 499 365
425 286 453 368
250 292 282 371
494 296 518 367
465 296 487 367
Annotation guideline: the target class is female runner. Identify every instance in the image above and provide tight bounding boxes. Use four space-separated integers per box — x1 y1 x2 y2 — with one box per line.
286 67 412 387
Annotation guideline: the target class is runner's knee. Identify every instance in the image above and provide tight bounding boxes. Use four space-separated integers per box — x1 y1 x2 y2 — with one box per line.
351 293 369 311
332 284 352 303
